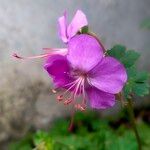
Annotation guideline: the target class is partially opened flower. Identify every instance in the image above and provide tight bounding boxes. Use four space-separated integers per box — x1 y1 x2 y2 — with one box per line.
44 34 127 110
58 10 88 43
13 10 87 60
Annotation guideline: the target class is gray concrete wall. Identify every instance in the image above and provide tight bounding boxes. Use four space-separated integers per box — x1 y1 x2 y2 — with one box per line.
0 0 150 68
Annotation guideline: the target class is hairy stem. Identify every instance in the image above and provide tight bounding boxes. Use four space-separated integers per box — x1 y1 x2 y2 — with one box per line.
127 98 142 150
118 92 142 150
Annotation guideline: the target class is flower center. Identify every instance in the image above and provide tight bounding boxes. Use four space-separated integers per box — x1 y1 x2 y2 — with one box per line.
53 73 87 111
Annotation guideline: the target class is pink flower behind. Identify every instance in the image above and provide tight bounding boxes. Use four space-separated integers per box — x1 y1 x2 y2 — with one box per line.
58 10 88 43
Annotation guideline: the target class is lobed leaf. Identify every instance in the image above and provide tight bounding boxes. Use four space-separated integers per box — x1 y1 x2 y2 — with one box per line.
135 72 150 83
120 50 140 68
107 45 126 60
107 45 149 98
132 83 149 97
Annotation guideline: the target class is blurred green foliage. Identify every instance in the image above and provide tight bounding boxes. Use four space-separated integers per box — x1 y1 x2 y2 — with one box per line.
107 44 150 98
9 111 150 150
140 18 150 29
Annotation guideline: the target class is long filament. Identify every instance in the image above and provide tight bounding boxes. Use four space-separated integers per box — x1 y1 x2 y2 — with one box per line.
12 48 68 60
12 53 51 60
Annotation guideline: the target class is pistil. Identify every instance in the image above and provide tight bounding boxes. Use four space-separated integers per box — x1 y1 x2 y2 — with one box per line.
12 48 68 60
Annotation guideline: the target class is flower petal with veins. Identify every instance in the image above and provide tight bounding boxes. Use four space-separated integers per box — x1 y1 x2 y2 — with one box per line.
67 34 103 72
89 56 127 94
67 10 88 40
58 11 68 43
86 86 115 109
44 55 73 88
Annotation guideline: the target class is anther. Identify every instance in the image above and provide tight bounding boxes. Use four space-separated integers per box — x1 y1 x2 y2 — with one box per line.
57 95 63 101
64 99 72 105
75 104 86 111
80 106 86 111
51 89 57 94
12 53 23 59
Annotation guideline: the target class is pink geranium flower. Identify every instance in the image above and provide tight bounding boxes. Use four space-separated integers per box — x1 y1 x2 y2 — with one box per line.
13 10 87 60
12 9 127 110
44 34 127 110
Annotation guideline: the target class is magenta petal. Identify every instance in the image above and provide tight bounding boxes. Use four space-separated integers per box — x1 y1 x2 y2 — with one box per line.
53 74 73 88
44 55 71 87
86 87 115 109
67 10 88 40
89 57 127 94
44 55 70 76
58 12 68 43
67 34 103 72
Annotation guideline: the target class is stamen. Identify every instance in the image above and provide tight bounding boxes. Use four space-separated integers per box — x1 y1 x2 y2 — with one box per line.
57 95 63 101
75 104 86 111
72 77 83 100
63 78 81 95
68 111 75 132
43 48 68 56
55 79 80 104
12 48 68 60
64 99 72 105
56 76 87 111
63 78 81 88
51 89 57 94
81 79 87 106
12 52 51 60
80 105 86 111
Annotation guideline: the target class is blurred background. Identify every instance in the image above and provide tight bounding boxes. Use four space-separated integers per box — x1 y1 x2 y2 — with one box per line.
0 0 150 149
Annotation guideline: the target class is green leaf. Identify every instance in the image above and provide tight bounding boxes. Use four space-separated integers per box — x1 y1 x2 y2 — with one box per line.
56 135 91 149
33 130 54 150
8 134 33 150
137 123 150 150
80 26 89 33
124 66 149 97
107 45 149 97
35 141 53 150
135 72 150 83
107 45 140 68
8 111 150 150
124 66 136 98
140 18 150 29
107 45 126 60
124 82 133 98
120 50 140 68
132 83 149 96
33 130 49 146
9 143 32 150
126 66 137 78
49 119 70 136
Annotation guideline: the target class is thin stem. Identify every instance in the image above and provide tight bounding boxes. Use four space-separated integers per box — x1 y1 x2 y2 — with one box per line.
127 98 142 150
68 110 75 132
119 93 142 150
